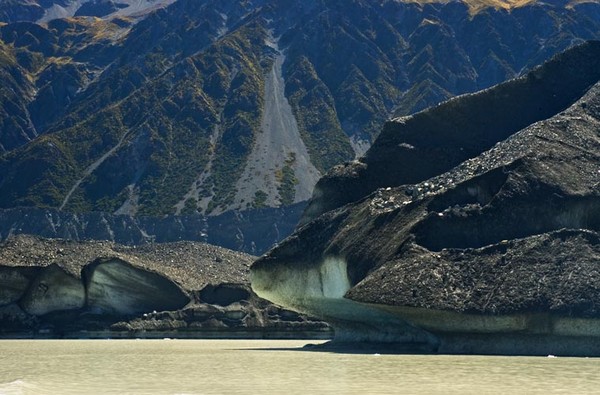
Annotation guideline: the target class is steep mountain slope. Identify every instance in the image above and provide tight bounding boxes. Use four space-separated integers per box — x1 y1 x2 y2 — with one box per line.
251 42 600 355
1 0 600 252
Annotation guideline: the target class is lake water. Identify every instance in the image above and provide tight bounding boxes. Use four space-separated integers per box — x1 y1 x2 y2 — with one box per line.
0 339 599 394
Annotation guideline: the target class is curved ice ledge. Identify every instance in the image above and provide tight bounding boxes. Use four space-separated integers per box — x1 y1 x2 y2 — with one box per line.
251 256 600 355
251 257 436 345
251 257 350 303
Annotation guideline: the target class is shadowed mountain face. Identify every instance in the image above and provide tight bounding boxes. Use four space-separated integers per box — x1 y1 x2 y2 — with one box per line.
251 42 600 355
1 0 600 252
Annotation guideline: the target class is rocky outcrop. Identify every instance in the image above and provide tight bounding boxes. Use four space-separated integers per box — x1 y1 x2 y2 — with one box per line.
252 41 600 355
0 235 329 337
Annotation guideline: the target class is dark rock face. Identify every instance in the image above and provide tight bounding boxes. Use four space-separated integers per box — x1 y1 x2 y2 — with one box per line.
0 234 329 337
0 202 305 255
252 42 600 355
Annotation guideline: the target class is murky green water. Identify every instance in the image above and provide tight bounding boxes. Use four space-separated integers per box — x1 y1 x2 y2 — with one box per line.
0 339 598 394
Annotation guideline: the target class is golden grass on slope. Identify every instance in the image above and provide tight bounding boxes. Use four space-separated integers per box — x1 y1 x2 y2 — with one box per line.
46 56 73 65
45 16 130 42
464 0 537 14
399 0 539 15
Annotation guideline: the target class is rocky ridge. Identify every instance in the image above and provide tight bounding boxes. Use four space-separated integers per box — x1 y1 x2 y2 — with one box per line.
252 41 600 355
0 234 329 338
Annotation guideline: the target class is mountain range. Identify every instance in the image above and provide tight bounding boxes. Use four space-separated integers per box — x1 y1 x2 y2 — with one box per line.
1 0 600 252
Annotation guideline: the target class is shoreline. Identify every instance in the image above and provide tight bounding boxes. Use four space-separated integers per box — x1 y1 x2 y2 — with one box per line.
0 329 333 340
